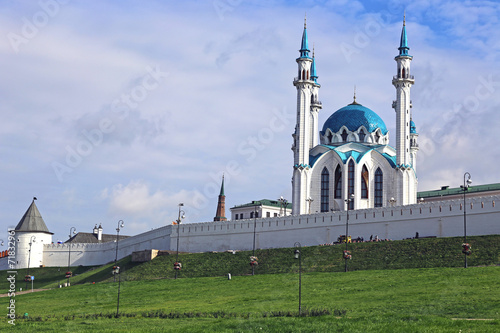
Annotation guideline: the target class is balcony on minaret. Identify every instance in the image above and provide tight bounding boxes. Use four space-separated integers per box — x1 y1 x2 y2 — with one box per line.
311 98 322 107
392 73 415 82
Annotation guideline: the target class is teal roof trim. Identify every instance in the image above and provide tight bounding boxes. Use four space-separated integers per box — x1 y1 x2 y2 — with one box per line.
309 144 397 169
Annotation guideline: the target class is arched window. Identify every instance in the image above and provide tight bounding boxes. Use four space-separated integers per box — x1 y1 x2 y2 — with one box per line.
359 129 365 142
402 67 406 78
348 160 355 209
375 131 381 143
327 132 333 143
361 165 369 199
334 165 342 199
302 69 305 80
321 167 329 212
374 168 383 207
341 129 348 142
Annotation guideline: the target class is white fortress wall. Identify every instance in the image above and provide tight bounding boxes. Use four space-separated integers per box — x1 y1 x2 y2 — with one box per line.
42 225 172 267
6 195 497 269
174 195 500 253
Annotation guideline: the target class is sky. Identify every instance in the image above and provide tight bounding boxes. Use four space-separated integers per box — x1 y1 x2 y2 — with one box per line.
1 0 499 242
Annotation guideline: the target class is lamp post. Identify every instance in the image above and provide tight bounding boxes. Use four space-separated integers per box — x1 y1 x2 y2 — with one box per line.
278 196 288 216
175 203 185 279
344 194 354 273
294 242 302 315
25 236 36 290
251 204 262 276
306 197 313 214
114 220 124 282
66 227 76 286
462 172 472 268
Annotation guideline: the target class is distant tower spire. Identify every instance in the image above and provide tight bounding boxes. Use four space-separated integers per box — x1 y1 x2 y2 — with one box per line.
213 175 227 221
299 14 310 58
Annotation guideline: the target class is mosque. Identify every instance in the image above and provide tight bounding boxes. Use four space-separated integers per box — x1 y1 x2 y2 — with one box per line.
3 18 499 270
291 17 417 216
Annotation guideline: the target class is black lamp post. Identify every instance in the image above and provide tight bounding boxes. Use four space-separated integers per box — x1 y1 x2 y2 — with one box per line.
462 172 472 268
114 220 124 282
25 236 36 290
175 203 185 279
294 242 302 315
67 227 76 285
344 194 354 273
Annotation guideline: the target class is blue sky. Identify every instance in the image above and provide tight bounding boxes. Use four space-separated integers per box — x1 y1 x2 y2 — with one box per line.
1 0 499 242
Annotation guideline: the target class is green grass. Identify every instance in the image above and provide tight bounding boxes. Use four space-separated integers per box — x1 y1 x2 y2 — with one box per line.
2 235 498 291
2 267 499 332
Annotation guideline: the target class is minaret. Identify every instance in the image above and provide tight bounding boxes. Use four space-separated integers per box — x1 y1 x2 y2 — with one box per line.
392 14 416 204
310 46 322 148
292 17 320 215
213 176 227 221
410 118 419 171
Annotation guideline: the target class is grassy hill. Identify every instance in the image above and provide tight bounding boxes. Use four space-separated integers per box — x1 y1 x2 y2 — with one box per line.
2 235 499 290
2 267 499 332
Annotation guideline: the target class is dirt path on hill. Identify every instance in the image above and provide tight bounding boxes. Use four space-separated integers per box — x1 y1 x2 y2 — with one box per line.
0 288 49 297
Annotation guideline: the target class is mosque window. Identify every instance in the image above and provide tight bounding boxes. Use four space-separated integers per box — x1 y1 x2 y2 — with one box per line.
402 67 406 78
302 69 305 80
250 212 254 218
374 168 383 207
341 129 348 142
359 129 365 142
334 165 342 199
327 132 333 143
361 165 369 199
348 160 355 209
321 167 330 212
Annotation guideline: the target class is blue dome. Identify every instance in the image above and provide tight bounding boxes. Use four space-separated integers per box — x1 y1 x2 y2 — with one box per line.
321 103 388 135
410 120 417 134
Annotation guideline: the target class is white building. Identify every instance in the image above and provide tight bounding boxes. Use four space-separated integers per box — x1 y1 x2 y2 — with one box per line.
292 18 418 215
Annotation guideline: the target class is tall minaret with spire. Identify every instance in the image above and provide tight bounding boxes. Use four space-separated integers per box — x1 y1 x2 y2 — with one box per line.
213 176 227 221
392 14 417 204
292 17 321 215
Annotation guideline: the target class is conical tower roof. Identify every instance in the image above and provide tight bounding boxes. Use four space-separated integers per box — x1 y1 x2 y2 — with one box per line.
15 198 53 234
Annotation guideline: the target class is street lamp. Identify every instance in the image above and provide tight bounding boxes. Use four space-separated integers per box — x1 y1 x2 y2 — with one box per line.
251 203 262 275
462 172 472 268
114 220 125 282
294 242 302 315
344 194 354 273
175 203 185 279
278 196 288 216
389 197 397 207
25 236 36 290
66 227 77 286
306 197 314 214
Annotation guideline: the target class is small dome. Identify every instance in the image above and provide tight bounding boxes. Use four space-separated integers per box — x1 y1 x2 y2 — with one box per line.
321 102 388 136
410 120 417 134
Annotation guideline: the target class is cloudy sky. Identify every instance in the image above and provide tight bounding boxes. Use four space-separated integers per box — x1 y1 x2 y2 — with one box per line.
1 0 499 242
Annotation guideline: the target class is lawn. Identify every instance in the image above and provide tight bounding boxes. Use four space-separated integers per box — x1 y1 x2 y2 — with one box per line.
2 266 499 332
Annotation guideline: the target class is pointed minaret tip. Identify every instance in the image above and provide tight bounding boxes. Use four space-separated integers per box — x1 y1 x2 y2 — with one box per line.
304 12 307 28
403 10 406 26
353 85 357 103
